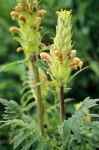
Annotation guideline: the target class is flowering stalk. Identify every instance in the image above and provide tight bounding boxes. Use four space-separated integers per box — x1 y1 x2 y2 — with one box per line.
30 53 44 133
40 10 84 122
60 85 65 122
9 0 47 133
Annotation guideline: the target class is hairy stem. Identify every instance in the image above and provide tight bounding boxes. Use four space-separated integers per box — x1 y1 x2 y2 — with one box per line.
30 53 44 134
60 85 65 122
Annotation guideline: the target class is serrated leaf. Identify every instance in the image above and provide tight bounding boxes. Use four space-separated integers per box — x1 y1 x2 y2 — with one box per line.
63 97 99 149
21 135 38 150
58 124 63 135
87 114 99 117
14 130 31 149
63 120 70 150
36 140 46 150
0 98 22 120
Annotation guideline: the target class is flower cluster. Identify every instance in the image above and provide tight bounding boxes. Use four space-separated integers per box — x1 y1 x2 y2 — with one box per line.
9 0 46 54
40 10 83 87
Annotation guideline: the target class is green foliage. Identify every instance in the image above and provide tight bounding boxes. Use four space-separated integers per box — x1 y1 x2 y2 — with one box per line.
0 98 56 150
62 97 99 150
0 98 22 120
0 0 99 99
0 97 99 150
0 59 28 72
0 0 25 100
20 69 36 111
0 0 99 150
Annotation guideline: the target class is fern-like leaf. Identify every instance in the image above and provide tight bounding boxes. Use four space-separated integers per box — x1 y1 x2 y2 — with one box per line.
20 69 35 111
0 98 57 150
21 135 38 150
0 98 22 120
62 97 99 150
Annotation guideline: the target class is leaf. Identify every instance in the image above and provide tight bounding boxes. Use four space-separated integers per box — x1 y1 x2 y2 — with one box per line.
82 97 99 109
87 114 99 117
66 66 88 85
63 120 70 150
25 101 36 111
64 87 72 93
21 91 32 105
21 135 38 150
36 140 46 150
63 97 99 149
58 124 63 135
0 98 22 120
0 59 29 72
0 119 25 129
14 130 31 149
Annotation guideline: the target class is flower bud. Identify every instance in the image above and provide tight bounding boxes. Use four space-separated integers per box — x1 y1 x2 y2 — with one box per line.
40 52 51 62
28 4 36 14
19 15 26 23
68 50 76 58
78 61 83 68
71 57 80 65
71 65 78 71
29 10 33 14
40 43 47 50
55 50 63 64
16 3 24 12
10 11 19 19
70 61 78 67
33 0 38 6
55 50 62 57
35 17 42 23
18 3 24 8
9 26 20 33
17 47 23 52
68 50 77 60
15 5 23 12
51 44 57 51
38 10 47 17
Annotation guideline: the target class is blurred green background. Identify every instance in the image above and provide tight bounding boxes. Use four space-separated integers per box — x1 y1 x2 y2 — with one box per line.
0 0 99 149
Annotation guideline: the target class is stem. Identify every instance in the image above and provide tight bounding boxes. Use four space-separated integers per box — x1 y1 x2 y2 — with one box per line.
60 85 65 122
30 54 44 134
